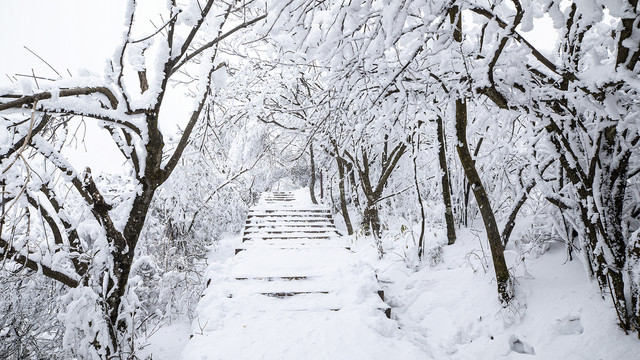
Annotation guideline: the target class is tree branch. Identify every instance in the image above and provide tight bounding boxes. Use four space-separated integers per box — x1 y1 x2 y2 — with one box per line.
373 143 407 198
0 87 119 111
170 13 267 75
39 185 87 276
0 237 80 288
0 114 51 164
161 62 225 181
169 0 216 67
131 9 182 44
501 178 535 247
469 6 577 82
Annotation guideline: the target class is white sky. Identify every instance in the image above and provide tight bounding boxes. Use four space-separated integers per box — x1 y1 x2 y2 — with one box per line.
0 1 129 173
0 1 127 85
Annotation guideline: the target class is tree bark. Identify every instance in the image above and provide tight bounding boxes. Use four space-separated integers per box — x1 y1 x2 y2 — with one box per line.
363 202 381 239
436 116 456 245
336 157 354 235
353 143 406 239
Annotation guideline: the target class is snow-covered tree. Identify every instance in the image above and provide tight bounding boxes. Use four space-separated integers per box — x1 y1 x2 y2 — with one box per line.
0 1 267 357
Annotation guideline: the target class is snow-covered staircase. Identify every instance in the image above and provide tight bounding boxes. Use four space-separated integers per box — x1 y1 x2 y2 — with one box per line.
230 190 388 315
238 191 345 251
182 189 394 359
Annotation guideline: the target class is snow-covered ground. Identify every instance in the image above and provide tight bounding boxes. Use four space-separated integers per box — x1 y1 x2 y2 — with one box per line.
141 190 640 359
374 228 640 359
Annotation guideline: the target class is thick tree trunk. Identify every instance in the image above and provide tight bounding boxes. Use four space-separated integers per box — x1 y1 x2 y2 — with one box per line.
454 99 512 305
436 116 456 245
319 170 324 200
448 5 510 305
546 120 633 331
103 113 166 353
597 126 631 331
363 202 381 238
628 232 640 336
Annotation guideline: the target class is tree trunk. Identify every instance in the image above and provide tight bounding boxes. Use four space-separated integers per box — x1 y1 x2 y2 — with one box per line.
363 202 381 238
412 128 427 258
454 98 512 305
597 126 631 331
309 143 318 204
436 115 456 245
448 4 511 305
336 157 354 235
627 231 640 336
319 170 324 200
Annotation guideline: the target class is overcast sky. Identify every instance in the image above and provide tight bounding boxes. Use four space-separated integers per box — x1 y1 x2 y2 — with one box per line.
0 1 128 173
0 1 128 87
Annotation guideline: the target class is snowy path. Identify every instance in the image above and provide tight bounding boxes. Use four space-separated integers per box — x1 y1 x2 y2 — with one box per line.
180 189 427 359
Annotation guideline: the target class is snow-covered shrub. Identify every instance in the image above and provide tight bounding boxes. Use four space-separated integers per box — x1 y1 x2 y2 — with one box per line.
0 273 69 360
513 218 554 259
59 287 113 360
424 244 444 267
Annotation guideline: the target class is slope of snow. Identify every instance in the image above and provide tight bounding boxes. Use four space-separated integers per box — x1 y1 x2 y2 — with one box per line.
367 226 640 359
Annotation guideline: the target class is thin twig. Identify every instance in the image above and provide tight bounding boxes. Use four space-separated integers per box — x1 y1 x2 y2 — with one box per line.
131 9 182 43
23 46 61 77
30 69 39 89
14 74 57 81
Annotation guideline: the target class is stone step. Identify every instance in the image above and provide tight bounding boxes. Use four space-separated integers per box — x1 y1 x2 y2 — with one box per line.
244 222 336 228
231 248 354 278
248 214 331 219
222 290 391 318
247 215 334 221
242 235 333 242
242 231 334 237
242 233 339 239
247 217 334 223
227 278 338 294
249 208 330 213
235 245 351 254
240 238 349 245
243 228 339 234
234 276 312 281
231 190 391 320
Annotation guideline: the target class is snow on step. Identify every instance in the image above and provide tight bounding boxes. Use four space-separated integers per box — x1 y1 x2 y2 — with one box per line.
236 239 350 253
231 248 355 278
